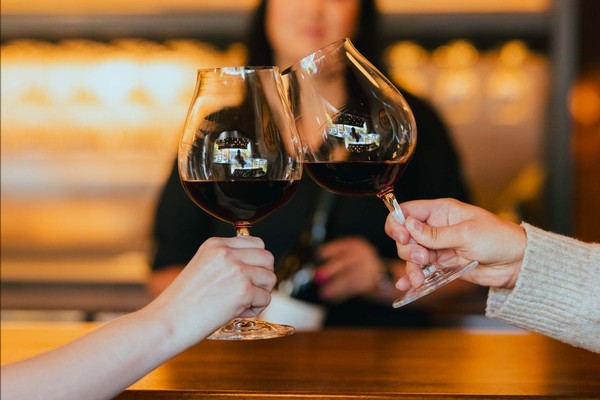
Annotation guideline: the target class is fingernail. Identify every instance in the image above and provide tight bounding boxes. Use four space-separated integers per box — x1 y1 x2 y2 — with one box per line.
313 270 327 284
409 271 420 287
408 218 423 234
410 249 425 264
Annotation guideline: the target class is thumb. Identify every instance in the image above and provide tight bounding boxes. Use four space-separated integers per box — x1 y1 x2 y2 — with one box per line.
405 216 463 251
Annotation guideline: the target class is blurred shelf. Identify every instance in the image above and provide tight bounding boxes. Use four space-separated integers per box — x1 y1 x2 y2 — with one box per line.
1 252 148 283
0 282 150 313
1 0 553 42
0 11 553 42
0 0 576 236
0 12 250 42
0 0 550 16
1 253 151 313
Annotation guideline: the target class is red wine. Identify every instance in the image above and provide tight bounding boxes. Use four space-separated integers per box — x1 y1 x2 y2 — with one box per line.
182 179 299 225
304 161 406 196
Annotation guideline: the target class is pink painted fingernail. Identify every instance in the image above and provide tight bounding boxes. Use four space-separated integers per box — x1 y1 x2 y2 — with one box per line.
313 270 327 284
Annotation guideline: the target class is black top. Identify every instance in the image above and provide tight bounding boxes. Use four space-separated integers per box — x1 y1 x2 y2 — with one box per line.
150 91 471 327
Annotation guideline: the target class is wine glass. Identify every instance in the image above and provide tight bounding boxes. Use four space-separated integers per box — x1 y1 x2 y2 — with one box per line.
179 66 302 339
282 38 478 308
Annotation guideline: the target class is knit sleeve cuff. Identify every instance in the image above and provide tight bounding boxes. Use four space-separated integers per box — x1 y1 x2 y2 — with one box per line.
485 223 600 352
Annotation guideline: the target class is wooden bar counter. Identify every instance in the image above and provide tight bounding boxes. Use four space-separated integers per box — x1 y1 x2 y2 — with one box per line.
2 322 599 399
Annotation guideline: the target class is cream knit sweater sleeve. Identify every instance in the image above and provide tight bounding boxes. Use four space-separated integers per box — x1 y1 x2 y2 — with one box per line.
486 223 600 353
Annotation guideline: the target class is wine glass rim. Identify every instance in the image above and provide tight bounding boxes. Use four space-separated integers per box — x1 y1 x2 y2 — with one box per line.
196 66 279 73
281 38 350 75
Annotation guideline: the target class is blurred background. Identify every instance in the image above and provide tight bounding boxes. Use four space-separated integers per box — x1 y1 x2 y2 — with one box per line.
1 0 599 321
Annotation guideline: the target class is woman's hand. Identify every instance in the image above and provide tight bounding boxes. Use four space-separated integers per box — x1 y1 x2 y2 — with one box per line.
147 236 276 346
1 236 276 400
314 237 384 302
384 198 527 290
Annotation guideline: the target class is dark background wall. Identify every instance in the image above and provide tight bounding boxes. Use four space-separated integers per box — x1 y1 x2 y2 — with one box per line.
574 0 600 241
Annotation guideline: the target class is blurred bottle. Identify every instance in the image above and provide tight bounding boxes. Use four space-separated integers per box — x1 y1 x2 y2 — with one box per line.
276 191 335 304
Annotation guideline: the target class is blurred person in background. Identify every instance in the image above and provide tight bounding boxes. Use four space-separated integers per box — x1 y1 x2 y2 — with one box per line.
149 0 477 328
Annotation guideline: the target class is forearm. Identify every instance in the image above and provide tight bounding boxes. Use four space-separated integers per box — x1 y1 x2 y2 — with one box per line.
1 308 185 400
1 236 274 400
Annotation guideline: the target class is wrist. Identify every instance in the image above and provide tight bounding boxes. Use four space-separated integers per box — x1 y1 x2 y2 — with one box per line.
139 295 212 354
506 223 527 287
108 307 183 369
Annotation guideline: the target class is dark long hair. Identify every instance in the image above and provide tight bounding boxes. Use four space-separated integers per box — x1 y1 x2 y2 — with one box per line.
244 0 385 71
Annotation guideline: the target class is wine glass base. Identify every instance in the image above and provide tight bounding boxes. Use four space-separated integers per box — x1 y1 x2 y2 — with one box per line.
392 261 479 308
208 318 295 340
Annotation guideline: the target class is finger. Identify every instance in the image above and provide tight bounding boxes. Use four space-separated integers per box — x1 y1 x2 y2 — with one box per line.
224 235 266 249
314 242 359 283
405 261 425 288
238 288 272 317
395 241 431 265
385 214 411 244
315 251 355 282
394 259 426 290
319 260 379 301
230 248 275 270
319 239 354 259
395 275 411 291
318 273 354 302
243 266 277 291
398 199 439 222
405 216 465 251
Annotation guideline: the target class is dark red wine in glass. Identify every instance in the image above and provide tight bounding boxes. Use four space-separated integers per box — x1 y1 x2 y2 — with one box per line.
304 161 407 196
181 179 299 227
179 66 303 339
283 38 478 309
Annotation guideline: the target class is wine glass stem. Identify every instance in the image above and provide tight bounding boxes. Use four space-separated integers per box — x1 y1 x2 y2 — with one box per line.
235 223 251 237
377 189 438 276
377 189 405 224
421 264 439 279
231 222 257 332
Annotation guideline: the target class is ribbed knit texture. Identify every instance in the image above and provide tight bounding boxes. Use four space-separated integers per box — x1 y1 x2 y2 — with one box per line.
486 223 600 353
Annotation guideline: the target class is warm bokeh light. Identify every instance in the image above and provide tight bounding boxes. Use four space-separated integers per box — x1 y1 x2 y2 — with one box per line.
431 40 481 125
1 37 550 262
486 41 535 125
571 67 600 243
0 39 246 157
386 41 430 97
0 39 245 256
570 78 600 126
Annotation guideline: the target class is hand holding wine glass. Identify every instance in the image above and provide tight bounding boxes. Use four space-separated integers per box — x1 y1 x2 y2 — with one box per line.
385 199 526 290
283 38 478 308
179 66 303 339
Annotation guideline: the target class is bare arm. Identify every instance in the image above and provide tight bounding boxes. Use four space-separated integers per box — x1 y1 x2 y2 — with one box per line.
1 236 276 400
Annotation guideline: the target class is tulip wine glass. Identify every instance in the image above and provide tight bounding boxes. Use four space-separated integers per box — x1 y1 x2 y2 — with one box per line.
283 39 478 308
179 66 303 339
